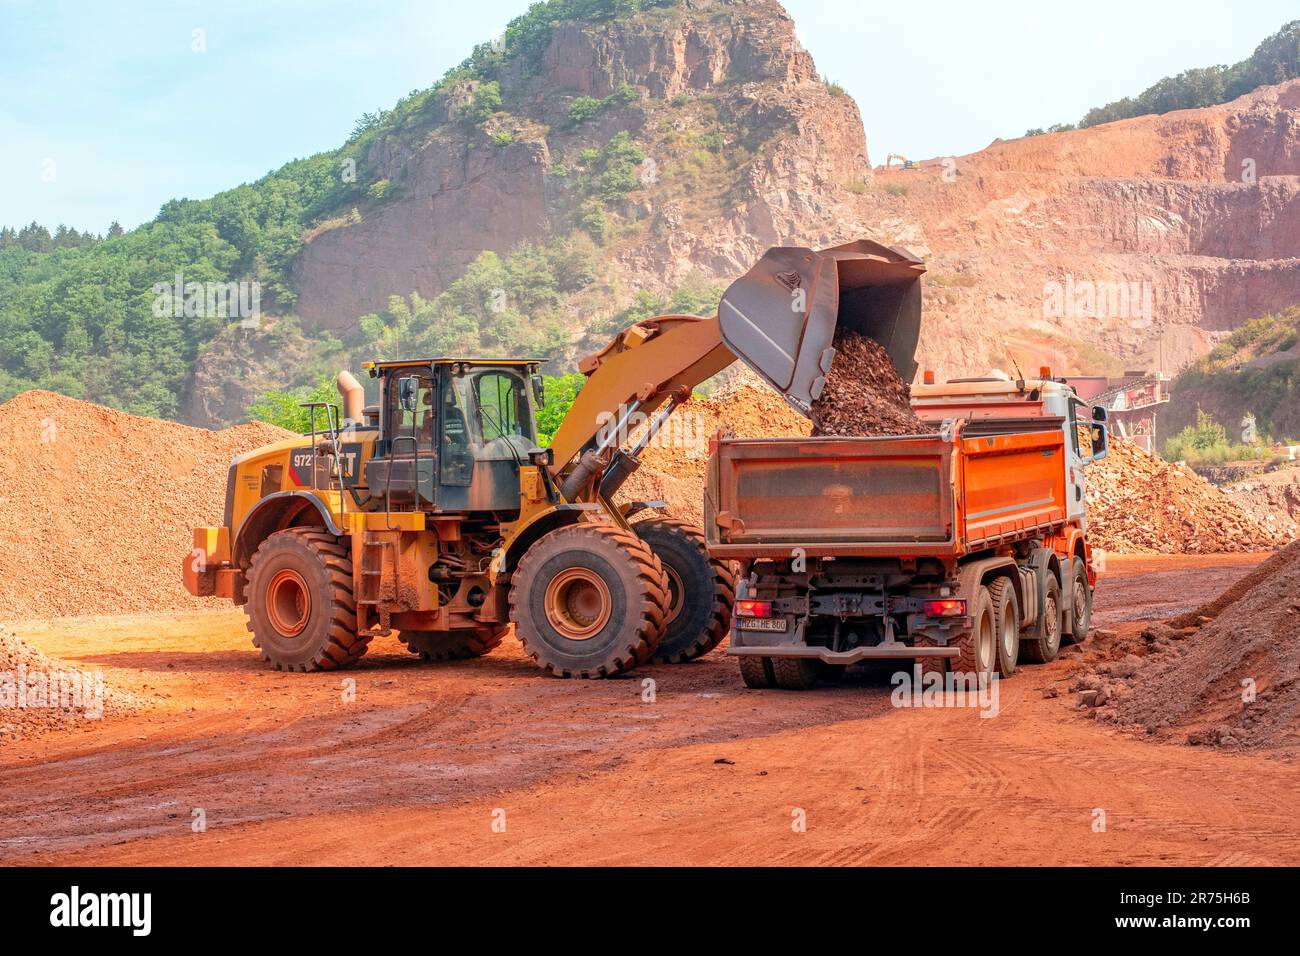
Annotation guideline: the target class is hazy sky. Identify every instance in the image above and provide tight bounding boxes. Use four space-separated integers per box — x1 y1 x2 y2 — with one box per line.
1 0 1294 233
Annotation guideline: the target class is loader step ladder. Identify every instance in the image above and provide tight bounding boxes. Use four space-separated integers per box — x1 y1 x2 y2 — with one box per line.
357 535 396 637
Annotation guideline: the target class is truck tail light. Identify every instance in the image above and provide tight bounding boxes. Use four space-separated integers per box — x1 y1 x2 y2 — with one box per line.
924 599 966 617
735 600 772 618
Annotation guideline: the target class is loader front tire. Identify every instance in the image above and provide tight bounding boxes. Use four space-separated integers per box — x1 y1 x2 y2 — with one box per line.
402 626 509 661
633 517 737 663
245 528 366 672
510 523 670 678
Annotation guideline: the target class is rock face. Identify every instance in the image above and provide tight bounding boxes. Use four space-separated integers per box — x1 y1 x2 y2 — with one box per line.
290 0 869 335
225 0 1299 424
861 79 1300 380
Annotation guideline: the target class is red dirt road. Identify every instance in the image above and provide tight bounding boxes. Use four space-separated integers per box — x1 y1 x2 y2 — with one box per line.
2 552 1295 866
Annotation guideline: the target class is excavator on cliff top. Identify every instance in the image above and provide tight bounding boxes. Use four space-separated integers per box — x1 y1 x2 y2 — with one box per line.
183 239 925 678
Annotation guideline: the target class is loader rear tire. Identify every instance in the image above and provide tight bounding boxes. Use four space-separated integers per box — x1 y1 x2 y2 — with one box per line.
952 585 996 686
772 657 820 690
245 528 366 672
739 656 776 688
633 517 737 663
1066 558 1092 644
1021 571 1062 663
990 577 1020 679
402 626 508 661
510 523 670 678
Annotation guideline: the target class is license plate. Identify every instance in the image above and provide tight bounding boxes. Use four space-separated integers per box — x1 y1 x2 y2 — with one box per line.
737 617 788 632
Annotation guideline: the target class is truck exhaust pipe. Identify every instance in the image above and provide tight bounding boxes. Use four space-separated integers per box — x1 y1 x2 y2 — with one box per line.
717 239 926 415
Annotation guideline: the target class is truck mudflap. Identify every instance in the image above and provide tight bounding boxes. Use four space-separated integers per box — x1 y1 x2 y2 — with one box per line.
727 643 957 663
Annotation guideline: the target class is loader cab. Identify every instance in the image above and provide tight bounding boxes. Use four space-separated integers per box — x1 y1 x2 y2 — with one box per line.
363 358 543 515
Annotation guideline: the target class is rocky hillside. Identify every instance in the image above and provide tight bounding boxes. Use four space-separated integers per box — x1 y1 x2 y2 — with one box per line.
6 0 1297 427
267 0 1300 407
852 79 1300 381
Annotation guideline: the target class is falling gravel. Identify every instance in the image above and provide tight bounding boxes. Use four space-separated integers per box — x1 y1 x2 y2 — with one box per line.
810 332 926 437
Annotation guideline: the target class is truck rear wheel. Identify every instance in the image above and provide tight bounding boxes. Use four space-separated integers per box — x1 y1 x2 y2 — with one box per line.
633 517 737 663
245 528 367 672
990 578 1019 678
402 626 508 661
739 655 776 688
1066 558 1092 644
772 657 820 690
953 585 996 685
509 523 670 678
1021 572 1062 663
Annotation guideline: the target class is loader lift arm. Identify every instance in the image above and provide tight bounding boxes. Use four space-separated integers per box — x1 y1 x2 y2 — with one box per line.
546 239 927 502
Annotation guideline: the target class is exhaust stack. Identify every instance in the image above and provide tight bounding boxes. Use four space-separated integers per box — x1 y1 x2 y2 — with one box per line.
336 370 365 424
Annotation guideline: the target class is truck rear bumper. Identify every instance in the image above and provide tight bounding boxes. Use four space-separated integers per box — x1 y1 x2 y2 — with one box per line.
727 644 958 663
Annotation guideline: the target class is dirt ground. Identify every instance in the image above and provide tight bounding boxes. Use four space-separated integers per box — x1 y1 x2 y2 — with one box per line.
2 552 1296 867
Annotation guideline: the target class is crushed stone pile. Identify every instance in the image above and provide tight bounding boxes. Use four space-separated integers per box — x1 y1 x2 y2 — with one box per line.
618 380 809 527
1085 439 1291 554
0 390 295 622
1223 468 1300 540
0 627 145 740
1063 542 1300 753
810 332 926 437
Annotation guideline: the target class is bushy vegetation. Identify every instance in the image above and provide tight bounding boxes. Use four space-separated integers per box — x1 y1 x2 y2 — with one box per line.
592 270 722 335
354 236 601 360
1166 306 1300 445
246 374 341 433
1027 19 1298 134
0 0 683 422
1162 408 1264 465
535 371 586 444
567 83 640 126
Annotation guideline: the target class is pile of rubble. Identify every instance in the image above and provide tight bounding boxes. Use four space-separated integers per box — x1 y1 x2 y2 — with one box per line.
1061 542 1300 753
0 627 144 740
619 377 809 527
810 332 926 437
1085 439 1291 554
0 390 294 622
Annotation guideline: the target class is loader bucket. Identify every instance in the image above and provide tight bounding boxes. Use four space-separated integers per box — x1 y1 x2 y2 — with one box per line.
717 239 926 414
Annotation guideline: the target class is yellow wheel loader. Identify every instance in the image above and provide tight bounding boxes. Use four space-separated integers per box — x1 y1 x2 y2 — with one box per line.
182 240 925 677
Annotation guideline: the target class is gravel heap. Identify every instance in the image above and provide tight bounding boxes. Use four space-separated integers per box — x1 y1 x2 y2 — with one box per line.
1084 439 1291 554
0 390 294 622
809 332 926 437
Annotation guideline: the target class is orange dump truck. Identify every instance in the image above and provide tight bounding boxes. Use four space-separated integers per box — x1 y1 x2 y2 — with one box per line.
704 373 1109 689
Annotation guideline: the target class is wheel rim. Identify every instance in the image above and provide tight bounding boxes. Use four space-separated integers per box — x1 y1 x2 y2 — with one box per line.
1045 595 1061 650
1073 577 1087 629
267 568 311 638
544 568 612 640
977 607 994 671
662 564 685 627
1000 606 1016 661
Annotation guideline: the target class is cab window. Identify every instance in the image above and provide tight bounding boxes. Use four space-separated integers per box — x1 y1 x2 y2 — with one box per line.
1069 399 1093 458
474 372 531 442
386 371 435 451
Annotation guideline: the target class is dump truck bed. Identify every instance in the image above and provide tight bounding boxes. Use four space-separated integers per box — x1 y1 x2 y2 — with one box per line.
706 424 1069 559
